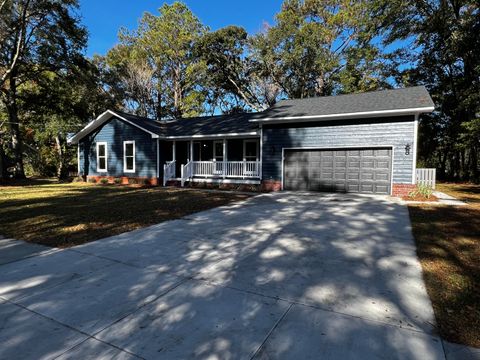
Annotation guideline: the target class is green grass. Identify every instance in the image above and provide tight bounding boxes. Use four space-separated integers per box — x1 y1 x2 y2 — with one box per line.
408 183 480 347
0 179 250 248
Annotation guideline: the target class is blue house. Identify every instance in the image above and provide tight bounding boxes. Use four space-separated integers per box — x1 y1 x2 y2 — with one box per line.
68 86 434 196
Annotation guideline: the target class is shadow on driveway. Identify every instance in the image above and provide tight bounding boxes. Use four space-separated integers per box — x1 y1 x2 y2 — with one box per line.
0 192 446 359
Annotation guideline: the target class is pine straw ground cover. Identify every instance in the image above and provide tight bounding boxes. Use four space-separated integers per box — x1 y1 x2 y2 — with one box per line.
0 179 250 248
408 183 480 347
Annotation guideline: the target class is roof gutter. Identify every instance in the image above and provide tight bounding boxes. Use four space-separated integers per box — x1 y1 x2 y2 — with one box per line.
249 106 435 124
164 131 260 140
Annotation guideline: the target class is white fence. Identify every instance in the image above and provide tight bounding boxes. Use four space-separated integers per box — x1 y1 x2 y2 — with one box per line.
416 168 436 189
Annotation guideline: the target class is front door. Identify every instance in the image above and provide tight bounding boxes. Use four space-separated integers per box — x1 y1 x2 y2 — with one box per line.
175 141 189 177
193 142 202 161
213 141 224 174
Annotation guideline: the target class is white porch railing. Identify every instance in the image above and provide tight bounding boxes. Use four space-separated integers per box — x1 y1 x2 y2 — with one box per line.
163 160 176 186
181 161 193 187
192 161 260 178
180 161 261 187
416 168 436 189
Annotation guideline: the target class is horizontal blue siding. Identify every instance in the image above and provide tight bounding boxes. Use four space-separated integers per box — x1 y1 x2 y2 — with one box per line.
262 117 416 184
79 117 157 178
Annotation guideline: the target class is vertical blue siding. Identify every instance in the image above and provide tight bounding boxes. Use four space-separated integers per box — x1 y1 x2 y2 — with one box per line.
79 117 157 178
262 116 416 184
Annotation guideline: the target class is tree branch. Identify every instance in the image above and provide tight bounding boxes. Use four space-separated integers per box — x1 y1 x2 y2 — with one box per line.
0 0 8 15
0 0 31 88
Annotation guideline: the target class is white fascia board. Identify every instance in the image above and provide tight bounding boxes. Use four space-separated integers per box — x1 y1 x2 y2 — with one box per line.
67 110 159 144
164 131 260 140
249 107 435 124
67 111 112 144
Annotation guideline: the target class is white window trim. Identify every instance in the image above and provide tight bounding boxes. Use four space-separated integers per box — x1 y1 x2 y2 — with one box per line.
96 142 107 173
123 140 136 173
243 139 259 162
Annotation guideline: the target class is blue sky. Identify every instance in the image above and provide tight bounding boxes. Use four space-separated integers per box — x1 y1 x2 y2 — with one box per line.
79 0 284 57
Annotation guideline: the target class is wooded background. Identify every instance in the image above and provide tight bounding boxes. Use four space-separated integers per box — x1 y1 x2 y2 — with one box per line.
1 0 478 182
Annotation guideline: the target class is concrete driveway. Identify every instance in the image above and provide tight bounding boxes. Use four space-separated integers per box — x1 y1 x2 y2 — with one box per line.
0 192 446 359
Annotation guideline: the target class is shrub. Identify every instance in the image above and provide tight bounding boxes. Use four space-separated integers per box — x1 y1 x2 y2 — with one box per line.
128 178 138 185
408 184 434 199
143 178 151 186
114 178 122 185
72 176 84 183
100 178 109 185
88 178 97 184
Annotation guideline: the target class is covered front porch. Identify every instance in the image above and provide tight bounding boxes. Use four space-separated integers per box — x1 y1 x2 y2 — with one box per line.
162 137 261 186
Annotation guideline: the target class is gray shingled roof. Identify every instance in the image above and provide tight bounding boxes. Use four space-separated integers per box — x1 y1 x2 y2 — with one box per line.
69 86 434 143
113 110 166 136
113 86 434 135
252 86 434 121
165 112 259 137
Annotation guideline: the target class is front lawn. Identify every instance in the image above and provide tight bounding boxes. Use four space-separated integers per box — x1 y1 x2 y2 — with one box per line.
408 183 480 348
0 180 250 247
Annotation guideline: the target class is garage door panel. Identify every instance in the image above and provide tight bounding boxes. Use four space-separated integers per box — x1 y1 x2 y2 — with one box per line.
362 160 375 168
377 160 390 169
348 161 360 168
362 172 374 180
361 183 375 193
376 149 390 156
346 184 360 192
375 173 390 181
284 148 392 194
321 172 334 180
375 185 389 193
347 172 360 180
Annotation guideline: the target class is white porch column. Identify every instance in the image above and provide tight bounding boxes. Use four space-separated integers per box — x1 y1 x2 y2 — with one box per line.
190 140 194 162
260 126 263 180
222 138 227 179
172 141 176 161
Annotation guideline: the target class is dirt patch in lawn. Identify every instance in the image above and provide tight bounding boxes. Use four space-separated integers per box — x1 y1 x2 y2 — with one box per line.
408 183 480 348
0 180 251 247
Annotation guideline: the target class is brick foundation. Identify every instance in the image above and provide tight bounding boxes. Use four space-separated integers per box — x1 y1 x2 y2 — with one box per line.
86 176 158 186
392 183 416 197
261 180 282 192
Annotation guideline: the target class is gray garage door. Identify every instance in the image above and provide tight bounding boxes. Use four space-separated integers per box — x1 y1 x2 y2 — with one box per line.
284 148 392 194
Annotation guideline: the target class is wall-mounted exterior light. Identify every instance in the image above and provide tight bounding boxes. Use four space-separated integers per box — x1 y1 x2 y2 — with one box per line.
405 144 411 155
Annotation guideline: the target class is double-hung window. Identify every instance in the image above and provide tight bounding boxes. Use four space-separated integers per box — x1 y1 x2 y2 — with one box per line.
96 142 107 172
124 141 135 173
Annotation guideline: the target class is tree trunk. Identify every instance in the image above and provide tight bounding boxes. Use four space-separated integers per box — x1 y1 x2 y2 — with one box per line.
5 77 26 179
55 135 67 179
470 144 479 183
0 142 5 181
173 64 182 118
